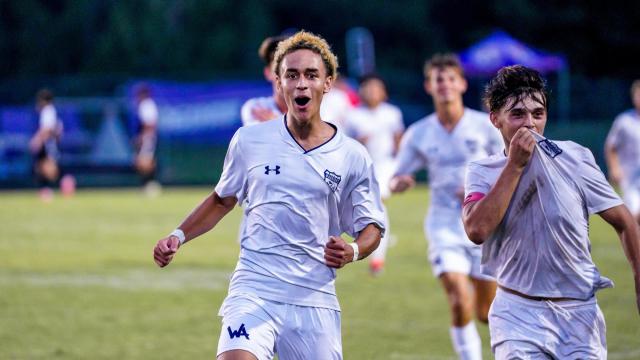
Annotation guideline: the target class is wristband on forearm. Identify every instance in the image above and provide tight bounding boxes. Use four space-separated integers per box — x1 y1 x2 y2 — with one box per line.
349 242 359 262
169 229 186 245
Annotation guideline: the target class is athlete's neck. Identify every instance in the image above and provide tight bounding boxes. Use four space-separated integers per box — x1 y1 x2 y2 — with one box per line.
286 114 335 150
435 101 465 132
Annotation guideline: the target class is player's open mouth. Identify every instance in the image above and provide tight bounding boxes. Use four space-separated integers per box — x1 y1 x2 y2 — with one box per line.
294 96 311 106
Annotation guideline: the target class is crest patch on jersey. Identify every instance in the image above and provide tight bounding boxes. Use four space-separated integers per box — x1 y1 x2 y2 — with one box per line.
324 169 341 192
537 139 563 158
465 139 479 154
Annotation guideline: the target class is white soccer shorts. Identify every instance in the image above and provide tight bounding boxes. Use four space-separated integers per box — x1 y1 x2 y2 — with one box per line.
424 212 492 280
622 182 640 216
490 288 607 359
217 294 342 360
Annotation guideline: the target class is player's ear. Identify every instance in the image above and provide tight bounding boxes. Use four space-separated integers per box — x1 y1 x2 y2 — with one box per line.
423 79 433 96
275 75 282 92
263 66 275 82
489 111 501 129
460 77 468 94
323 76 333 94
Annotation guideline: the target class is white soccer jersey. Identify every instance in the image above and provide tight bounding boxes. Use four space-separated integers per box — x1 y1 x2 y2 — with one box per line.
39 104 57 131
606 109 640 187
215 117 386 311
240 96 283 126
465 133 623 299
346 102 404 164
395 108 503 213
138 98 158 126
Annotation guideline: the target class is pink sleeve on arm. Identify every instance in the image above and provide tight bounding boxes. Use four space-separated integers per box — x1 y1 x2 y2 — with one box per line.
463 192 485 207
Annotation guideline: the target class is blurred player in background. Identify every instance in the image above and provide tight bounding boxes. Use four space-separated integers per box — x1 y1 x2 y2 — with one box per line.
29 88 62 202
133 85 160 196
240 35 289 126
390 54 502 360
463 65 640 359
345 73 403 275
153 31 385 360
606 79 640 225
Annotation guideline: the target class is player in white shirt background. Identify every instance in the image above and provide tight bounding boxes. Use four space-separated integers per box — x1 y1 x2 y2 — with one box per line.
389 54 502 360
29 88 62 201
153 31 386 360
240 35 289 126
462 65 640 359
345 73 404 275
606 79 640 225
133 85 160 195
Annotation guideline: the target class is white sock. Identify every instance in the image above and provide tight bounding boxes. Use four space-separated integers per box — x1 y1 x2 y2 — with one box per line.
450 322 482 360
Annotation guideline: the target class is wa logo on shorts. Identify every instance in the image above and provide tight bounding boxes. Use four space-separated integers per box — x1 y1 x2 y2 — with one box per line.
324 169 341 192
537 139 563 158
228 323 250 340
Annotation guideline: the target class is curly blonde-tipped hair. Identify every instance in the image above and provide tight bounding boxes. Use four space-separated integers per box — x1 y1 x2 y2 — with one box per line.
272 30 339 79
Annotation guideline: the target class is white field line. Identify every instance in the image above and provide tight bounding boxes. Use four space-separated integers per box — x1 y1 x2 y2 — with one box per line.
0 268 231 291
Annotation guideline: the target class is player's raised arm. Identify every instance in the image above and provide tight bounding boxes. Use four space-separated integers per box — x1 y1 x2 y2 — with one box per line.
153 192 237 268
463 127 535 244
599 205 640 315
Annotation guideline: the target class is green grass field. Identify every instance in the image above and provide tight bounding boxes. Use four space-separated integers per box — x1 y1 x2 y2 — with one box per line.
1 186 639 359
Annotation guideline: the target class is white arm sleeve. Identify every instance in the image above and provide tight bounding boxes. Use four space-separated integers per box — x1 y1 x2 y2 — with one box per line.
39 106 57 131
578 147 623 215
464 162 493 197
393 126 426 176
342 154 386 237
138 99 158 126
214 130 248 201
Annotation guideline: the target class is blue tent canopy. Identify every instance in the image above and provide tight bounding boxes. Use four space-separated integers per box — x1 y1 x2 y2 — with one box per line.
459 31 567 76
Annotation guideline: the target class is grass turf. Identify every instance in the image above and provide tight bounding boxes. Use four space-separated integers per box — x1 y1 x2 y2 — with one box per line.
1 186 639 359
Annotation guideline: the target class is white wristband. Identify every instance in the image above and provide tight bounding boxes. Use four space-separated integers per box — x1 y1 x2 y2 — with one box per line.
169 229 186 245
349 242 359 262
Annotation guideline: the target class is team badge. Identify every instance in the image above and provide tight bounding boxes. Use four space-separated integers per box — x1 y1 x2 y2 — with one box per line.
324 169 341 192
464 139 479 154
537 139 562 158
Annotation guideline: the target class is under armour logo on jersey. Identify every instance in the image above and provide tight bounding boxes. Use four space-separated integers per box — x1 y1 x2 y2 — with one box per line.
228 323 250 340
537 139 563 158
324 169 342 192
265 165 281 175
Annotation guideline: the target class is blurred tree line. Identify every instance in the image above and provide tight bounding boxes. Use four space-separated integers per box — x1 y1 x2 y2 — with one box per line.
1 0 639 117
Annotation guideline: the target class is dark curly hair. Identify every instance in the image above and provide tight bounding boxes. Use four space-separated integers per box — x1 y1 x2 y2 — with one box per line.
483 65 548 113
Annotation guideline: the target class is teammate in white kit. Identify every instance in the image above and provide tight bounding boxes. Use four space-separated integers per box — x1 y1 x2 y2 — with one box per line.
240 35 288 126
153 31 386 360
29 88 62 201
606 79 640 225
133 85 161 195
390 54 502 360
463 65 640 359
346 74 404 275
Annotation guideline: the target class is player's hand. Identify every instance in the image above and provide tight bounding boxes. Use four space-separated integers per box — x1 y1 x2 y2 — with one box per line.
507 128 536 169
324 235 352 269
251 106 278 122
389 175 415 193
153 235 181 268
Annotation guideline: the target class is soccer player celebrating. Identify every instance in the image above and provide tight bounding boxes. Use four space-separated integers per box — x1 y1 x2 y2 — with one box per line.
463 65 640 358
153 31 385 360
606 79 640 225
346 74 404 275
390 54 502 360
